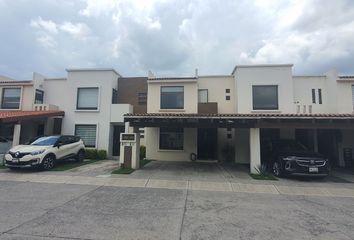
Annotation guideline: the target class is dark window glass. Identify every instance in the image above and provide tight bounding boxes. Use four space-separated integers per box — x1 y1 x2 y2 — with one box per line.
112 88 118 104
76 87 98 110
312 89 316 104
318 89 322 104
226 89 230 93
159 127 183 150
226 96 230 101
252 86 278 110
138 92 147 104
31 136 60 146
35 89 44 104
1 88 21 109
160 86 184 109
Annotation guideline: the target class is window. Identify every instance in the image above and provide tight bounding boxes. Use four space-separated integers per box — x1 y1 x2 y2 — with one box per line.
252 85 278 110
352 85 354 110
76 87 99 110
159 127 183 150
35 89 44 104
226 96 230 101
138 92 147 104
312 89 316 104
318 89 322 104
75 125 97 147
226 89 230 93
1 88 21 109
160 86 184 109
198 89 208 103
112 88 118 104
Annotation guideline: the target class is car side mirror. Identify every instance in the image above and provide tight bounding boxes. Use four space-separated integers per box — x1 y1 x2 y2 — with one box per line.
56 142 64 148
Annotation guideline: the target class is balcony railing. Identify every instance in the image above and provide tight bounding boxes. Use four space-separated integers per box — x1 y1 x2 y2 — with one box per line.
198 102 218 114
33 104 59 111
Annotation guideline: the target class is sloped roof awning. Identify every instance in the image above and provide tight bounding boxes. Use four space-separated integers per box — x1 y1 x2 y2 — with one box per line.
124 113 354 129
0 111 65 123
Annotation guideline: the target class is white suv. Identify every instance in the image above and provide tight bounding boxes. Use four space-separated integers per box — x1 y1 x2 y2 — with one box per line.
4 135 85 170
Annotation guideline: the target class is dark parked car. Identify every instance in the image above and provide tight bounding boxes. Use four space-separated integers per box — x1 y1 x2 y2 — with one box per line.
261 139 329 177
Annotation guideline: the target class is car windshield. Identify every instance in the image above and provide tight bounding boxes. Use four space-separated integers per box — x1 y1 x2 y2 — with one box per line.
277 141 308 151
31 136 59 146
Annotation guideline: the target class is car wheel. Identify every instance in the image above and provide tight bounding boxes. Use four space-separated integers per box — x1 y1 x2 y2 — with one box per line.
76 150 85 162
42 155 55 170
273 161 283 177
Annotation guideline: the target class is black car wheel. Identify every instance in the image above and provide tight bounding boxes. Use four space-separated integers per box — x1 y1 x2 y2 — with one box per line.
42 155 55 170
273 161 283 177
76 150 85 162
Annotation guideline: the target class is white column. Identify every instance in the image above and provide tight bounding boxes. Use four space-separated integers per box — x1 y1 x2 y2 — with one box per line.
12 124 21 147
313 129 318 152
132 127 140 169
125 122 130 133
249 128 261 174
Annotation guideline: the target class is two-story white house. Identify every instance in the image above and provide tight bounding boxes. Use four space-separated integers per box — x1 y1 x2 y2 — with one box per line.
0 69 147 158
125 64 354 173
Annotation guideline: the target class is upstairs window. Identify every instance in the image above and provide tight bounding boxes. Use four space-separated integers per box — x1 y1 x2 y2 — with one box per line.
138 92 147 105
160 86 184 109
312 89 316 104
112 88 118 104
352 85 354 110
1 88 21 109
198 89 208 103
76 87 99 110
252 85 278 110
318 89 322 104
35 89 44 104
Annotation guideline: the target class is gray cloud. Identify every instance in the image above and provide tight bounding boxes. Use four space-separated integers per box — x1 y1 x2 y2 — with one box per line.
0 0 353 79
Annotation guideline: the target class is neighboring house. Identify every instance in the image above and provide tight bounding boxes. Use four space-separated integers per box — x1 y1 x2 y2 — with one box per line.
0 69 147 159
0 75 64 148
125 64 354 173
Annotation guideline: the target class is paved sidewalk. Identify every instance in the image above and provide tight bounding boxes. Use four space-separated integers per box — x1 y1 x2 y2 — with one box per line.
1 172 354 198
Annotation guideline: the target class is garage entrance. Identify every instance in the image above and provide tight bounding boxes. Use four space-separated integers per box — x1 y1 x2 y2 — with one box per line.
197 128 217 160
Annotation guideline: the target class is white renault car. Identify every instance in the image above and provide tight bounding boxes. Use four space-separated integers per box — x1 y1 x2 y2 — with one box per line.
4 135 85 170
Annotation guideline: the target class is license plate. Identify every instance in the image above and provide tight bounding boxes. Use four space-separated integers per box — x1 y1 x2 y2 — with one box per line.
309 167 318 173
12 158 19 163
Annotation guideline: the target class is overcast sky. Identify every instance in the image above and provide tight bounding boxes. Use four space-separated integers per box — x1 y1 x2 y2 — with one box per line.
0 0 353 79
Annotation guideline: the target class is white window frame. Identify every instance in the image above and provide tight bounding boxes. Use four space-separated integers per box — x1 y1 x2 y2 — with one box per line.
198 89 208 103
0 86 23 110
74 123 98 148
76 87 100 112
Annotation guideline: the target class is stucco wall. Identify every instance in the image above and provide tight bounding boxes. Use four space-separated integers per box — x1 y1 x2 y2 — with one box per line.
197 76 235 113
145 127 197 161
234 65 294 114
337 81 353 113
43 70 119 156
147 80 198 113
293 76 329 113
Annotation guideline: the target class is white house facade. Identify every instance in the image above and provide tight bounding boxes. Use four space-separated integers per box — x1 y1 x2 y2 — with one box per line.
125 64 354 173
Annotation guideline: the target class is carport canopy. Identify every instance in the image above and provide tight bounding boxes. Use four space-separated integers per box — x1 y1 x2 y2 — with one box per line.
0 110 65 123
124 113 354 129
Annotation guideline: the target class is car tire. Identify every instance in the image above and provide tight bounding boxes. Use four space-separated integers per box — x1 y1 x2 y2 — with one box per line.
273 161 283 177
76 150 85 163
41 155 55 170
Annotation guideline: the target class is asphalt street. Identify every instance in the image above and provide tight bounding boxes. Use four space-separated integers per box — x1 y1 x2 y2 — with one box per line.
0 180 354 240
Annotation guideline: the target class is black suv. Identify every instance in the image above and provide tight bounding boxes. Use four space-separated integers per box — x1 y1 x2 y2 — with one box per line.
261 139 329 177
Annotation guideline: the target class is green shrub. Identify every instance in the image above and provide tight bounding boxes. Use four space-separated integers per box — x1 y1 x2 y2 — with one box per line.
140 145 146 160
97 150 107 160
85 149 98 159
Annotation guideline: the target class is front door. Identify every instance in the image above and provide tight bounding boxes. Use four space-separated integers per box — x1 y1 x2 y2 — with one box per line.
113 125 125 156
197 128 217 160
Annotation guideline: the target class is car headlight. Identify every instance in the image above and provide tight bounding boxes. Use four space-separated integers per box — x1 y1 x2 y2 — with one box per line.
31 150 45 155
283 156 297 161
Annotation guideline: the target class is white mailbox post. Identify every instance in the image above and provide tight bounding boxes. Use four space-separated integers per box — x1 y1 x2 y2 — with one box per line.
119 133 140 169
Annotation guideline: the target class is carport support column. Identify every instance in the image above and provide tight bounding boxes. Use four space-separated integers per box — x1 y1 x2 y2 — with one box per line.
12 123 21 146
132 127 140 169
249 128 261 174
